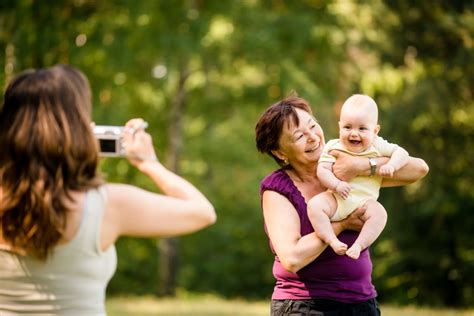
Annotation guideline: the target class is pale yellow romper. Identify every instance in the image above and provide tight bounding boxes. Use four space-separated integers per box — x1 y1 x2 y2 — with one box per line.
319 136 398 221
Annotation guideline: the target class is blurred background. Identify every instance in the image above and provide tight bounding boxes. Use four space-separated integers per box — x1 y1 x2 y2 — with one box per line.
1 0 473 309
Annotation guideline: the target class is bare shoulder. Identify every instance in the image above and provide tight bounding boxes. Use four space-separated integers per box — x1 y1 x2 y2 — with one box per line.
105 183 143 204
262 190 296 216
262 189 287 203
101 183 136 219
100 183 141 248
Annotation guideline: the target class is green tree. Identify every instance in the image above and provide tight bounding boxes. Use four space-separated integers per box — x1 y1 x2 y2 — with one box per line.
356 0 474 307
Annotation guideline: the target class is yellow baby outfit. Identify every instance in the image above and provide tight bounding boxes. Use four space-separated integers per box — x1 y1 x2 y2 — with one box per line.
319 136 398 221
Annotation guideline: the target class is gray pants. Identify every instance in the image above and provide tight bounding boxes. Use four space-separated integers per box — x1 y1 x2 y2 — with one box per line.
270 298 381 316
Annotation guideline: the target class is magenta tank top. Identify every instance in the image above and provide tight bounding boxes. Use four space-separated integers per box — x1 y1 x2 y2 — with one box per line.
260 169 377 303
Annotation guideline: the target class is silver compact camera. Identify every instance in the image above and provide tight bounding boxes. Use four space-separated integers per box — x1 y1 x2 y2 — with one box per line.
93 125 126 157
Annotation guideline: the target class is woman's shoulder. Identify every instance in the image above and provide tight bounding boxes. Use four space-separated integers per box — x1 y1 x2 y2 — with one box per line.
261 169 286 186
260 169 296 197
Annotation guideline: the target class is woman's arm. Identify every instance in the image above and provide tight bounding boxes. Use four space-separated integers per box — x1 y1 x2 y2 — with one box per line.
106 161 216 236
331 151 429 186
380 157 429 187
262 190 332 273
262 190 366 273
100 119 216 250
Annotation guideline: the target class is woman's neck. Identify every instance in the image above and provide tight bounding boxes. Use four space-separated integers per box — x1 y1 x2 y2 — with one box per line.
285 163 318 184
285 163 326 201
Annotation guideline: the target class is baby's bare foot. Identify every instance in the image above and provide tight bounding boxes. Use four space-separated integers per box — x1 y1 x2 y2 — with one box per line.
346 243 362 259
329 239 348 255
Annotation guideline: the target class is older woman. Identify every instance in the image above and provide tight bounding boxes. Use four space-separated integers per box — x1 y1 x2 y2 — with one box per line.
255 95 428 315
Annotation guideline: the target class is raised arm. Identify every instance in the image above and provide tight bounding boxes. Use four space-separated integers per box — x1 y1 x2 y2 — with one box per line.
101 119 216 249
331 150 429 186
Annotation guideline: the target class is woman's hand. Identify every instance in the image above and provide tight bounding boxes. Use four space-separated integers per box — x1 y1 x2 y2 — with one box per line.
123 118 158 169
331 150 371 182
340 206 367 232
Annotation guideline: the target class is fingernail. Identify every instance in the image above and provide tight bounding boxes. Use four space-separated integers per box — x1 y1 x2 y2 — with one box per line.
124 127 136 134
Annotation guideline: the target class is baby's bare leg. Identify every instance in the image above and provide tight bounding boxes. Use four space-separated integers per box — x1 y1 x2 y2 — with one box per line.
346 199 387 260
308 192 348 255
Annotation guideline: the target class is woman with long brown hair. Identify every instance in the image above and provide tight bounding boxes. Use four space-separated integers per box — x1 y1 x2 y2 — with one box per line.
0 65 216 314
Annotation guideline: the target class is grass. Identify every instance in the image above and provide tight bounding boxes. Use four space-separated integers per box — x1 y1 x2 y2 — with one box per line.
106 294 474 316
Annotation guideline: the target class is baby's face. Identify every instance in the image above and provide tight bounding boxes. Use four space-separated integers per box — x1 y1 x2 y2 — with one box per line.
338 105 379 153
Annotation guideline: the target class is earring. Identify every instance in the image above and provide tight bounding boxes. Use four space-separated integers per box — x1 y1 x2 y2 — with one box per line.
283 158 289 166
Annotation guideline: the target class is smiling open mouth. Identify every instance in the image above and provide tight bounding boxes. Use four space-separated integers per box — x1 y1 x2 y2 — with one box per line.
305 144 320 152
349 140 362 145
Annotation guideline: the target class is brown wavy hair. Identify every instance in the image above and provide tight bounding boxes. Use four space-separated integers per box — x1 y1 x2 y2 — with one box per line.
0 65 103 260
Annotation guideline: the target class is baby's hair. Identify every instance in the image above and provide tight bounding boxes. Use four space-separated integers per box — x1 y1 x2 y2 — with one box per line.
342 94 378 122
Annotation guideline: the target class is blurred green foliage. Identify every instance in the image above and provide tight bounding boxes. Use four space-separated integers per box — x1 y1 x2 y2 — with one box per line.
1 0 472 307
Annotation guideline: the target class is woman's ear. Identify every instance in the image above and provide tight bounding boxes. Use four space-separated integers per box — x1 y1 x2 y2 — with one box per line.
271 149 287 161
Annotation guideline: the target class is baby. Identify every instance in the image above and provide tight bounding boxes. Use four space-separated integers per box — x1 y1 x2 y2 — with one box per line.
308 94 409 259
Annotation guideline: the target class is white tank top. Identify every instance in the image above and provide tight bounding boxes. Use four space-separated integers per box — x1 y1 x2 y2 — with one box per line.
0 187 117 315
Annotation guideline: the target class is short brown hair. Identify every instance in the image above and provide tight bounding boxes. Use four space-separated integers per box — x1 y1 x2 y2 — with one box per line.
0 65 103 260
255 95 312 166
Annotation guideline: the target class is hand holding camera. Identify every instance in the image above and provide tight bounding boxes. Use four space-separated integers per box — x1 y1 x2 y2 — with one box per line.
94 119 158 164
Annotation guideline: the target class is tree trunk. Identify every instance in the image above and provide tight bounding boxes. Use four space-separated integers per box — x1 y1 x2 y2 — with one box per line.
156 65 190 296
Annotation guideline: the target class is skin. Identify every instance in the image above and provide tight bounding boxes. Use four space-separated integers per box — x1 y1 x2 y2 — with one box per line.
262 108 429 273
0 118 216 253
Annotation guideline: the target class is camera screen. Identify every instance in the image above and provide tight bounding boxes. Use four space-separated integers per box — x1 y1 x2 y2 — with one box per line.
99 139 117 153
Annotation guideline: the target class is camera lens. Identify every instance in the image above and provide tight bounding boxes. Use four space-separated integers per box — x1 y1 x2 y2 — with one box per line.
99 139 117 153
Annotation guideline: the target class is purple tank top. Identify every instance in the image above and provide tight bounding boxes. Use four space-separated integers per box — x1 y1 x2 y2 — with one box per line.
260 169 377 303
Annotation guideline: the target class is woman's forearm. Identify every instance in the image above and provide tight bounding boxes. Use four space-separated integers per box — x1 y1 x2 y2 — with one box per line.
287 221 345 273
381 157 429 187
386 147 410 171
331 150 377 181
139 160 210 201
287 233 327 272
332 151 428 186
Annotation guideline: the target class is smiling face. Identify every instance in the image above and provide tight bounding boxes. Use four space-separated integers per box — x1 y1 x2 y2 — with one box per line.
338 95 380 153
273 108 324 167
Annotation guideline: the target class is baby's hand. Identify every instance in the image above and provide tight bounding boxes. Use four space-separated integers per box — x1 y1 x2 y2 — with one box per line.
379 164 395 177
335 181 351 199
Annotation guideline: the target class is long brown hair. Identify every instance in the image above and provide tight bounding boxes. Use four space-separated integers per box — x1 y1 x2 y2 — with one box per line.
0 65 103 260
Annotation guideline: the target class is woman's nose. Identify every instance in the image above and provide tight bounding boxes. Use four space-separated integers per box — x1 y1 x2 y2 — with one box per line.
307 130 320 142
